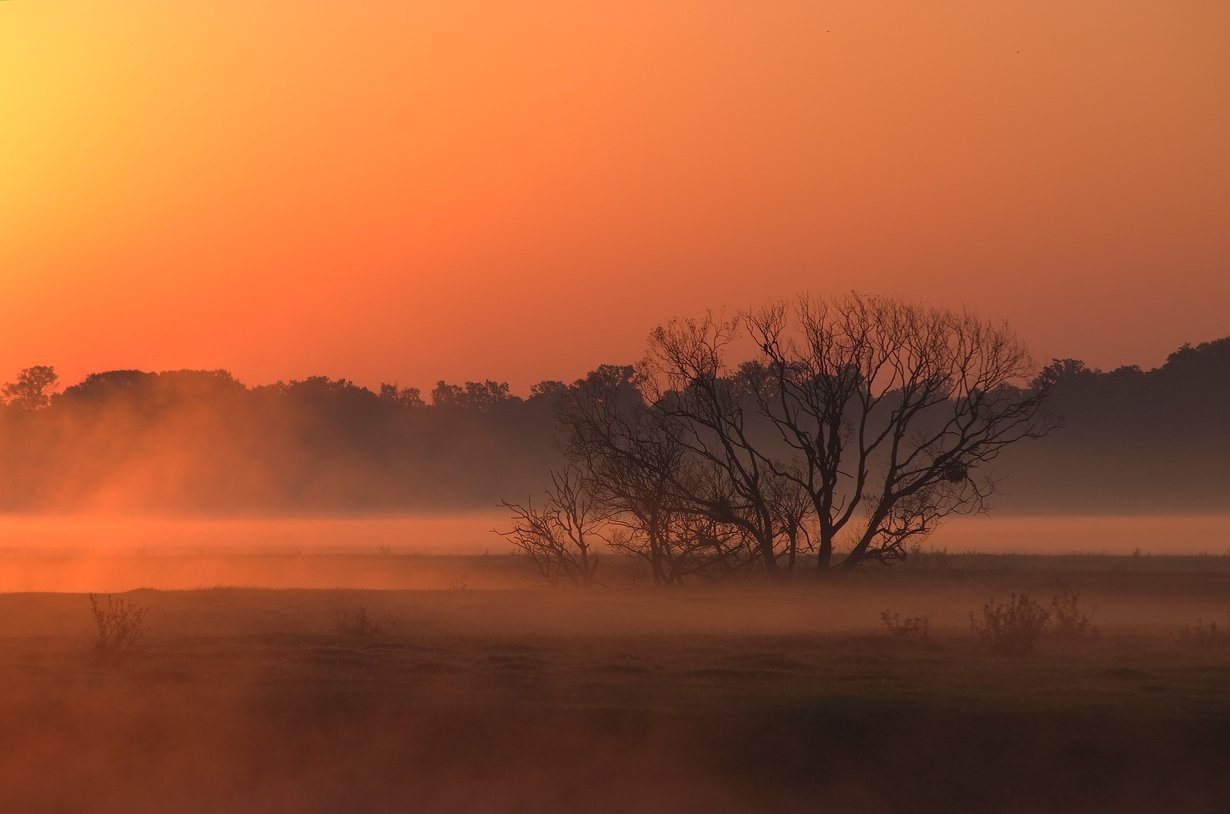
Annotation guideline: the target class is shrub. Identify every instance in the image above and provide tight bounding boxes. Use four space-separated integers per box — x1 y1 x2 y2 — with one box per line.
89 593 149 665
1179 617 1228 647
335 606 384 639
970 593 1050 657
881 610 931 640
1048 582 1099 640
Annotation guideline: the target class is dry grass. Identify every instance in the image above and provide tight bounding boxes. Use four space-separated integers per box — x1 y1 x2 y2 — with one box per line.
88 593 148 664
1048 581 1099 640
1179 615 1229 647
880 609 931 640
0 555 1226 812
334 606 384 639
969 593 1050 657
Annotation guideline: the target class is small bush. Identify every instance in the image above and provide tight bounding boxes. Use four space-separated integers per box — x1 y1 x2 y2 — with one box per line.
335 606 384 639
89 593 149 665
1048 582 1098 640
881 610 931 640
970 593 1050 657
1179 617 1228 647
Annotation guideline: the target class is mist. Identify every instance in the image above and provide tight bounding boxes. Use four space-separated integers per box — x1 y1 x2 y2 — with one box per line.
1 338 1227 517
5 1 1227 807
0 513 1227 594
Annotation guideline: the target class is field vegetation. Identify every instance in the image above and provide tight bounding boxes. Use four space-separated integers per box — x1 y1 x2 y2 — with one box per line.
0 550 1226 812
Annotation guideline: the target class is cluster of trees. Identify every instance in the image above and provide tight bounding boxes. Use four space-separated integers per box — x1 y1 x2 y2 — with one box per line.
501 294 1053 582
0 367 562 511
1 296 1226 537
991 337 1230 512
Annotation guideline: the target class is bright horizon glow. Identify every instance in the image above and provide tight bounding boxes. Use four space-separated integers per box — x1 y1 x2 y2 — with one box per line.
3 2 1228 394
2 511 1227 553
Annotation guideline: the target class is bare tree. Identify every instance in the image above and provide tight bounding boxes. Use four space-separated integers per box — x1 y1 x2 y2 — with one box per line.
637 316 793 578
741 293 1053 570
558 365 754 584
497 467 603 587
566 293 1052 578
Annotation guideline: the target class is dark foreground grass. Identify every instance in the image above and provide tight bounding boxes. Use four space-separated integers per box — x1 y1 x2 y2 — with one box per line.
0 559 1227 812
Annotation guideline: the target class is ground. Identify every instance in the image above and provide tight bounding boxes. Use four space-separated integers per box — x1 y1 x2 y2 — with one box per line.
0 552 1227 813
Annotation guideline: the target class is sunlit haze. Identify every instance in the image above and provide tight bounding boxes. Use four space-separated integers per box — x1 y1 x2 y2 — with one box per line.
1 7 1227 809
3 1 1227 392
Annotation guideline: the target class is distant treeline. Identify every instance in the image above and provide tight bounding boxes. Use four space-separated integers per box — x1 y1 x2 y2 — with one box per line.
994 337 1229 513
0 337 1226 514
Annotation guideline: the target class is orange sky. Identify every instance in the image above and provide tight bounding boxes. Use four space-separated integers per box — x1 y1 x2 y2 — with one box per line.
2 1 1227 394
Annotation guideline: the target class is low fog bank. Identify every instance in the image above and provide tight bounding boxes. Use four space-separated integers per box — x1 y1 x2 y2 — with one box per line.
0 336 1227 515
0 514 1228 592
2 513 1228 556
0 514 509 556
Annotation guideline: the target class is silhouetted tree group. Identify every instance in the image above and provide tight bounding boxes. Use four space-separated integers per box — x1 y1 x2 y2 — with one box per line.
1 317 1226 527
0 367 563 512
996 337 1230 512
515 293 1054 582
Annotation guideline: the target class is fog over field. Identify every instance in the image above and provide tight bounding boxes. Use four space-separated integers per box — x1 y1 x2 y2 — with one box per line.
5 1 1229 810
6 513 1230 556
0 560 1228 813
0 513 1226 593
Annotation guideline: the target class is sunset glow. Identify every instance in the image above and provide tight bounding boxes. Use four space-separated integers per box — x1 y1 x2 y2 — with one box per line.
2 7 1229 808
3 1 1228 390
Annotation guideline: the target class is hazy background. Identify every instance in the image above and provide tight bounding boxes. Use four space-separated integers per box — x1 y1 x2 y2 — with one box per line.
3 1 1228 393
3 9 1228 812
1 340 1226 517
2 3 1226 566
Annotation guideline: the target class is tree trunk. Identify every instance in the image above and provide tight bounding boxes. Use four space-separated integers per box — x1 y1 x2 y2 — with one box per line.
759 537 781 579
816 529 834 573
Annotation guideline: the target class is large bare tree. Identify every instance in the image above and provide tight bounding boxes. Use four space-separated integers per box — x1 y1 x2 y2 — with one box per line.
565 293 1053 577
746 294 1053 569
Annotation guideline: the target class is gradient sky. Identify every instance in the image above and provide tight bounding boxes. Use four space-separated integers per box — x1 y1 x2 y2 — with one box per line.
2 1 1227 394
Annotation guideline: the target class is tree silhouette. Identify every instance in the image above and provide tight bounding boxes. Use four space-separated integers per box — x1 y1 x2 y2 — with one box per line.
556 365 758 583
0 333 1223 515
560 293 1055 577
2 366 59 410
498 467 603 587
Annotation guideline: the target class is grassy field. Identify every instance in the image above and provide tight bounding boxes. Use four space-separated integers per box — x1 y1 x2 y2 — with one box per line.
1 552 1228 812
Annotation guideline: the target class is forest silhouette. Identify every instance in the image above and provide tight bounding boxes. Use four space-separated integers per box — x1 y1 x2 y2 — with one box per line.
0 337 1225 514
